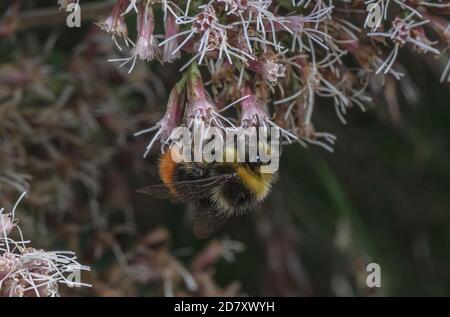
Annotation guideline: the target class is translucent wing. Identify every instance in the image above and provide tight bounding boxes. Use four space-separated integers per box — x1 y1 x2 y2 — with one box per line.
136 183 179 201
192 208 230 239
137 173 234 204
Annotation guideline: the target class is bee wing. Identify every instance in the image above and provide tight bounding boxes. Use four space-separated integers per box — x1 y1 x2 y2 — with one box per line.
137 173 235 204
136 184 182 202
192 208 230 239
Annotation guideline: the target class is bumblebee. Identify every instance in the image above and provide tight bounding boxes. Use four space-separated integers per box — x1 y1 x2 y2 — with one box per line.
138 149 277 238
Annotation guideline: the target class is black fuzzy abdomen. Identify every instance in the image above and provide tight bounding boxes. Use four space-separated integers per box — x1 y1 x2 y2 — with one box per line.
214 177 259 214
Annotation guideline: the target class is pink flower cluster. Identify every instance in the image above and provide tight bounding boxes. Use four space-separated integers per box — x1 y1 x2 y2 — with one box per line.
95 0 450 154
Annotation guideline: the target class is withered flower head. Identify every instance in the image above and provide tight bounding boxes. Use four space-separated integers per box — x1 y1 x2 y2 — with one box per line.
96 0 132 49
131 2 161 62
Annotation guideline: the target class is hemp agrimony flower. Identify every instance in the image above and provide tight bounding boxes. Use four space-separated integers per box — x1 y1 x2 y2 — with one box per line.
94 0 450 153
